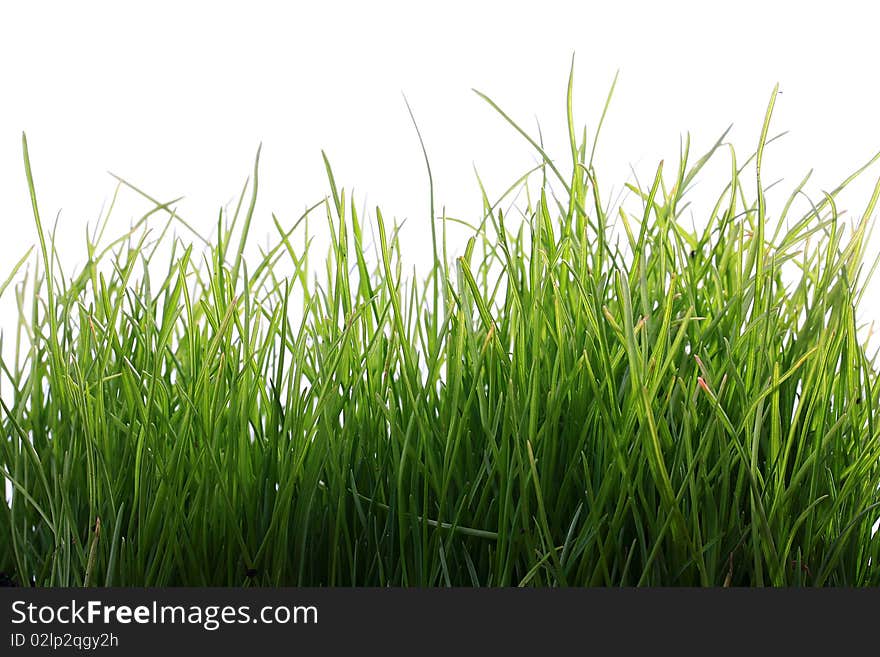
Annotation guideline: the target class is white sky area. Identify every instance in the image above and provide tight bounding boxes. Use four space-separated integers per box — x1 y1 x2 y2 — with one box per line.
1 1 879 364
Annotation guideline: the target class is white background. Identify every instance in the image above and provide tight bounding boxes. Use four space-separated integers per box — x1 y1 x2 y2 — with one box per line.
1 1 879 351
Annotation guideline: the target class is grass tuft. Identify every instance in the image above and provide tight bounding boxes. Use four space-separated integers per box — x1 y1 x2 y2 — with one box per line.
2 71 880 586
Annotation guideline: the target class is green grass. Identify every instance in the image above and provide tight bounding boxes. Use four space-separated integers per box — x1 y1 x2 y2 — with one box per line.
2 69 880 586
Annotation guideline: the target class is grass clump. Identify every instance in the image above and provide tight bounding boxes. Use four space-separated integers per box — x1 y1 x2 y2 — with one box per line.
2 70 880 586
